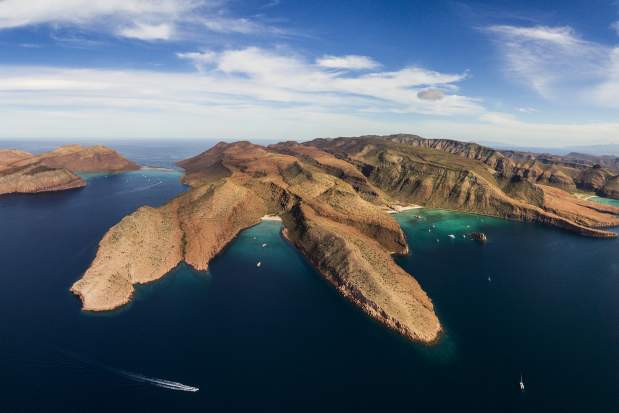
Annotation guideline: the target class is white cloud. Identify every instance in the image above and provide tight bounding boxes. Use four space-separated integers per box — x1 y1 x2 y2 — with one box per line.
488 25 582 47
0 0 197 38
0 47 485 139
589 47 619 109
316 55 380 70
118 22 174 40
470 111 619 146
0 62 615 145
172 47 481 116
486 24 618 108
200 17 281 35
0 0 280 41
177 51 218 70
0 51 479 117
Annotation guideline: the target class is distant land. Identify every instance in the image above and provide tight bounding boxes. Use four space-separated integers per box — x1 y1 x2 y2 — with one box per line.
0 145 138 195
69 134 619 345
479 141 619 157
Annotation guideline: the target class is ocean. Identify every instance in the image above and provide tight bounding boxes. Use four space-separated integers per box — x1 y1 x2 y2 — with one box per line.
0 141 617 412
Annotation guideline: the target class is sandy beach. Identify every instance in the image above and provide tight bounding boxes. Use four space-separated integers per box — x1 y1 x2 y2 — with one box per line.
261 215 283 221
386 205 423 214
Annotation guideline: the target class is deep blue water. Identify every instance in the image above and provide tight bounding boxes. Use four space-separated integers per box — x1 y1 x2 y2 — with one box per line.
0 146 617 412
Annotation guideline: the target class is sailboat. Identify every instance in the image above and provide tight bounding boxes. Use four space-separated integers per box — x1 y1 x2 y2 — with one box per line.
519 374 525 391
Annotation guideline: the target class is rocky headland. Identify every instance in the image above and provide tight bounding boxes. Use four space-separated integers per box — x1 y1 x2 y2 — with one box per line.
71 135 619 344
0 145 139 196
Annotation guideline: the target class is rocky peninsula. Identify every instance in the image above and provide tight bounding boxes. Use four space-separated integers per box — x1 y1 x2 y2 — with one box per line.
71 136 619 344
0 145 139 196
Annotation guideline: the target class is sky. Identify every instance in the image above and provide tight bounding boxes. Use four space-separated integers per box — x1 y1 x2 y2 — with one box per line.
0 0 618 146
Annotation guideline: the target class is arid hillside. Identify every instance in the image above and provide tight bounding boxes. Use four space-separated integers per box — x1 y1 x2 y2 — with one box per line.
72 136 619 345
0 145 139 196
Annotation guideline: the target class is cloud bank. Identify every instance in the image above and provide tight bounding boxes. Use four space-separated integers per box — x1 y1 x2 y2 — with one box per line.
0 0 278 40
486 24 618 108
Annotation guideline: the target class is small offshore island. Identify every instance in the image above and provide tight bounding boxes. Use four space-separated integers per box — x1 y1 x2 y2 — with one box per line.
68 135 619 344
0 144 139 195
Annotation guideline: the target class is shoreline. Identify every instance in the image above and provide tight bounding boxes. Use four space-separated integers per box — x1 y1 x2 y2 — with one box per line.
261 214 283 221
386 205 424 214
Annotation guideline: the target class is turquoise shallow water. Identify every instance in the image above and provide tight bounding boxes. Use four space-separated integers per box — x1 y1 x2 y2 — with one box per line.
0 161 617 411
590 195 619 208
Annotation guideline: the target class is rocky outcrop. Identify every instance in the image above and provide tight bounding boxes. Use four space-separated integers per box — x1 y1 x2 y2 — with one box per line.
0 164 86 195
600 176 619 199
282 203 440 343
34 144 139 173
73 141 442 343
70 204 184 311
71 136 619 344
306 136 619 237
0 149 33 167
0 144 138 196
327 134 619 199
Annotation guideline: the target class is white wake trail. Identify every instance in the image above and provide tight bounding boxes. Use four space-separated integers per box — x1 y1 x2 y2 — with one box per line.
120 371 199 392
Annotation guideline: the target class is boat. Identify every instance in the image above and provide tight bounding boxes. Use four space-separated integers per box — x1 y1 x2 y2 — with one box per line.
519 374 525 391
261 243 267 247
448 234 455 239
256 261 261 268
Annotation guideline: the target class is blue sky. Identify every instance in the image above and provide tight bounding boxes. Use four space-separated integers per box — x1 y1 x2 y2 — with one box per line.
0 0 618 146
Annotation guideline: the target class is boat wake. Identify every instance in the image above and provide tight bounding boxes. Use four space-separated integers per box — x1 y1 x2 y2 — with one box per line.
118 370 199 392
54 348 199 393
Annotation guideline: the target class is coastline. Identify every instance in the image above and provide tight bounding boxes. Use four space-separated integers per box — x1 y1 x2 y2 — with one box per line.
386 204 424 214
261 214 283 221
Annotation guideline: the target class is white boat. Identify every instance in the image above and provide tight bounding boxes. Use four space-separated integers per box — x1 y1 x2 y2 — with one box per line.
519 374 525 391
448 234 455 239
256 261 261 268
261 243 267 247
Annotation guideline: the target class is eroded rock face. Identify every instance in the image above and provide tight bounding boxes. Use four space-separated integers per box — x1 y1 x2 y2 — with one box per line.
0 149 33 166
282 203 440 343
73 140 441 343
0 144 139 196
35 144 140 173
70 205 184 311
330 134 619 200
71 137 619 344
307 137 619 237
0 164 86 195
600 176 619 199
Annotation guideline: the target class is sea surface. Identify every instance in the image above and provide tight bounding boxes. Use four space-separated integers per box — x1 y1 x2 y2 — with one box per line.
0 142 617 412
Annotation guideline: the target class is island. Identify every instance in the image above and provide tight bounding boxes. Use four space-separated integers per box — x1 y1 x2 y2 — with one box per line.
70 135 619 344
0 144 139 196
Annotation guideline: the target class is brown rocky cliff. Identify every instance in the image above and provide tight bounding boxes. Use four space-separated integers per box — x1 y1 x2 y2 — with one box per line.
0 144 138 196
70 137 619 344
329 134 619 199
0 149 33 167
37 144 139 172
282 203 440 343
600 176 619 199
306 137 619 237
0 164 86 196
72 141 442 343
